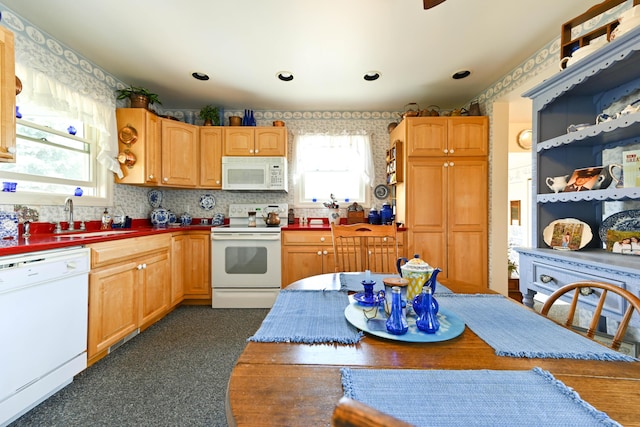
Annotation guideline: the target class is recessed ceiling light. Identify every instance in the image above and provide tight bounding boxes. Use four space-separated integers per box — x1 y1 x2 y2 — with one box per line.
277 71 294 82
363 71 381 81
451 70 471 80
192 72 210 81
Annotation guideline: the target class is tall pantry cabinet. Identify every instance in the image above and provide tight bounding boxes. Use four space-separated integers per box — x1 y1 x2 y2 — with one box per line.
392 117 488 292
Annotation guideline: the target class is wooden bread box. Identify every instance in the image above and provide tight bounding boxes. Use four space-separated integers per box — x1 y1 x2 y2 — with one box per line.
347 211 365 224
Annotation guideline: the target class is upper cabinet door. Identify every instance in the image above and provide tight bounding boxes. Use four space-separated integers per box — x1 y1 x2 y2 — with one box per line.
407 118 447 157
224 128 254 156
161 120 198 187
448 117 488 157
0 27 16 163
199 127 223 188
255 128 287 157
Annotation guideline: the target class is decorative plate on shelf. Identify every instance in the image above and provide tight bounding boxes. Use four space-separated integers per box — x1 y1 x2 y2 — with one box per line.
599 210 640 242
199 194 216 210
147 189 163 208
543 218 592 250
374 184 389 200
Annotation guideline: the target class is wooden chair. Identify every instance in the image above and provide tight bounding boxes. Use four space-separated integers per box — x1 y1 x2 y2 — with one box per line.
331 223 398 273
540 281 640 351
331 397 414 427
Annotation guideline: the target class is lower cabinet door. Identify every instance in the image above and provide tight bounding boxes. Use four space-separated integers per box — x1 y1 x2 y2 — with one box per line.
88 260 139 358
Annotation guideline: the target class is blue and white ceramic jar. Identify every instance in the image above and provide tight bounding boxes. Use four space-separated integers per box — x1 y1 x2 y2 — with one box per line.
167 210 177 224
180 212 192 226
151 207 169 227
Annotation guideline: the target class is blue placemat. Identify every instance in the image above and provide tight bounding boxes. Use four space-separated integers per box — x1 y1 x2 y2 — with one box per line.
438 294 636 361
340 272 452 293
248 290 362 344
341 367 621 427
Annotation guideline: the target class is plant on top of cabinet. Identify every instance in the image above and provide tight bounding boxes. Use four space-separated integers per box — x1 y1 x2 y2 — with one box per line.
116 85 162 109
199 104 220 126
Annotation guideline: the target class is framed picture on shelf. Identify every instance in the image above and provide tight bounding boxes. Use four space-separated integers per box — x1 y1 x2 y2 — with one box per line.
606 229 640 255
549 221 585 250
563 167 603 192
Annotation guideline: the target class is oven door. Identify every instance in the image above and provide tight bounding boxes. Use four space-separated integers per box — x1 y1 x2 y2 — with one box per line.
211 231 281 288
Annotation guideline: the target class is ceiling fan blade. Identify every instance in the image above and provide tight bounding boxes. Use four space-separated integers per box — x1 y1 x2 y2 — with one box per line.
423 0 446 9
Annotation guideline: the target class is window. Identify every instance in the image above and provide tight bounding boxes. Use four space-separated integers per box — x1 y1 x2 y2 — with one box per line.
0 115 111 205
294 133 374 206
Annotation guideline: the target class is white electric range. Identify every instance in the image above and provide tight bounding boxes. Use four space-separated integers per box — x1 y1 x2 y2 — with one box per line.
210 203 288 308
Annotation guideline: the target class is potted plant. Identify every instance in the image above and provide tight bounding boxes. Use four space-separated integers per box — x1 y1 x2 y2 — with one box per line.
199 105 220 126
116 85 162 109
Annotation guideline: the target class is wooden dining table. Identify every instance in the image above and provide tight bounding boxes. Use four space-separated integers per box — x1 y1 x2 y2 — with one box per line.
226 273 640 426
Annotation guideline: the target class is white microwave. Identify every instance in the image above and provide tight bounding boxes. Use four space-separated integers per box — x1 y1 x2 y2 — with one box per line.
222 156 288 191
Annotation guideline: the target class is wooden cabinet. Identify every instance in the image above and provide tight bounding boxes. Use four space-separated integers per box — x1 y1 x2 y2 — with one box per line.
518 26 640 313
161 119 199 187
200 126 223 188
182 231 211 301
406 117 487 157
281 230 405 287
281 231 335 287
394 117 488 292
224 127 287 156
87 234 171 365
115 108 161 185
0 26 15 162
170 234 186 307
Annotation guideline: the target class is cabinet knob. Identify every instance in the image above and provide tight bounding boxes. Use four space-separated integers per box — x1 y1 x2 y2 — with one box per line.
216 180 220 184
449 149 455 154
163 177 169 182
443 149 448 154
148 175 155 180
250 149 254 154
539 274 554 283
323 250 328 255
137 264 144 270
449 161 454 167
443 162 448 167
317 251 322 256
255 149 259 154
320 237 325 242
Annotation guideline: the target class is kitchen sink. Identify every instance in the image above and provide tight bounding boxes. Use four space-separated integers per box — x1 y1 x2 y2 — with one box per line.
55 230 137 238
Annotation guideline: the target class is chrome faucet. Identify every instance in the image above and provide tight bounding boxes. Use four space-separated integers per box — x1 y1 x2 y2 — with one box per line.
64 197 74 231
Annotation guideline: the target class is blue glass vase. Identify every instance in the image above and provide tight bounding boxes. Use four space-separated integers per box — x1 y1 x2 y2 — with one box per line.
385 286 408 335
416 286 439 334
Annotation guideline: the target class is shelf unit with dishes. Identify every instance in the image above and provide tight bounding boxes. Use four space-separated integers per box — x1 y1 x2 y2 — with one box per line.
517 24 640 327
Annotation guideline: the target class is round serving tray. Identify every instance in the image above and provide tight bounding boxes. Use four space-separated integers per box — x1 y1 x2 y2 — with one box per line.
344 300 465 343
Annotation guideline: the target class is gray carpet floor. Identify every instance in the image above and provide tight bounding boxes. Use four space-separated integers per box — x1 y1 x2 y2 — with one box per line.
10 306 270 427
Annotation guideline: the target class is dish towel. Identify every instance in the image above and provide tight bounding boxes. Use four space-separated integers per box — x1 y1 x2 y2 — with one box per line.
248 290 362 344
438 294 637 361
340 367 622 427
340 272 452 293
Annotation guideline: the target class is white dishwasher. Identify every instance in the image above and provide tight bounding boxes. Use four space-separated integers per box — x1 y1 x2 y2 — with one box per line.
0 246 90 426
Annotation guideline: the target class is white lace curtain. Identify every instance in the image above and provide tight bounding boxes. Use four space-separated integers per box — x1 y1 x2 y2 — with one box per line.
292 131 375 187
15 63 122 178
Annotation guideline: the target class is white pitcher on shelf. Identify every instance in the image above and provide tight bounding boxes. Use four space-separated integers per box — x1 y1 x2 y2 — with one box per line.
545 175 569 193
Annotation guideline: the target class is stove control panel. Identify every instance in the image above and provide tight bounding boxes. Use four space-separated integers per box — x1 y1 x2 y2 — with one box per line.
228 204 289 219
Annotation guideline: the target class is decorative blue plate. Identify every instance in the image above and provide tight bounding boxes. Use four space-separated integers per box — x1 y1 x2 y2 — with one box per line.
599 209 640 242
199 194 216 210
344 299 465 343
353 292 382 306
147 189 162 208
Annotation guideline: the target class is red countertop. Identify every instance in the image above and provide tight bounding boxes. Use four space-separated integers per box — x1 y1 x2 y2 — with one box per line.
0 219 213 257
0 218 404 257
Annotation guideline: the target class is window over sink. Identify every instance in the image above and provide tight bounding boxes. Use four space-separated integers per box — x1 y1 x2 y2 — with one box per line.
0 115 111 205
293 132 374 207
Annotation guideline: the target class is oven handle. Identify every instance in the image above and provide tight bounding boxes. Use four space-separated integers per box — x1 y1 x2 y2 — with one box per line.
211 234 281 241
